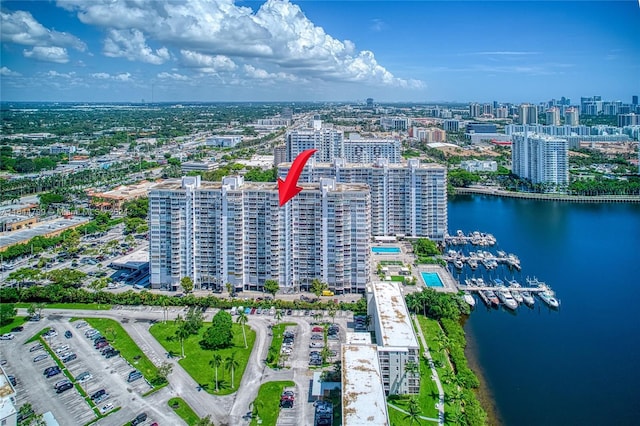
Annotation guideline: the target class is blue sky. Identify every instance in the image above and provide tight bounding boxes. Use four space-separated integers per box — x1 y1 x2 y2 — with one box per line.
1 0 639 103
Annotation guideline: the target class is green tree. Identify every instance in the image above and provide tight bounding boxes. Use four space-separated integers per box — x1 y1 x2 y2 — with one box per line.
210 353 223 393
236 310 248 349
175 315 190 358
201 310 233 350
185 306 204 335
310 279 328 297
194 415 215 426
180 276 194 294
263 279 279 297
224 352 240 389
0 303 17 326
328 305 337 324
7 268 41 288
404 398 422 426
226 282 234 295
157 362 173 382
46 268 86 288
274 309 283 325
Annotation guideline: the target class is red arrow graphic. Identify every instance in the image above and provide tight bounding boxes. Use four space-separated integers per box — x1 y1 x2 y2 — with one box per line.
278 148 317 207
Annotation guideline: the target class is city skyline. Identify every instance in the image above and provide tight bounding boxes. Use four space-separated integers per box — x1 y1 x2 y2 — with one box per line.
1 0 639 103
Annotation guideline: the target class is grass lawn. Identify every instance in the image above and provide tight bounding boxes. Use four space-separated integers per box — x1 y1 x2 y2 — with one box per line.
0 316 27 334
15 302 111 310
80 318 160 383
416 316 460 415
390 275 406 282
266 322 296 369
168 397 200 426
250 381 295 426
149 321 256 395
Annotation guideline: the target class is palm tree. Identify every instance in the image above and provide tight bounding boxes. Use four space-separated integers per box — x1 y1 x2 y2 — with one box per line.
209 353 222 393
328 305 337 324
274 309 283 325
434 331 450 353
403 398 421 426
406 294 421 314
159 295 169 324
174 315 190 358
236 310 248 349
224 352 240 389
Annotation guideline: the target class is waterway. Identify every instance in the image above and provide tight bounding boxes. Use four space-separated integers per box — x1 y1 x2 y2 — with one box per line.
448 194 640 426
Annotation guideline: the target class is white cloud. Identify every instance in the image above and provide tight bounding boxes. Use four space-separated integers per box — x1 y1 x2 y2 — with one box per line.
103 29 170 64
243 64 299 82
57 0 422 88
24 46 70 63
0 67 22 77
114 72 131 81
157 72 189 81
180 50 237 72
91 72 111 79
46 70 76 78
1 10 86 51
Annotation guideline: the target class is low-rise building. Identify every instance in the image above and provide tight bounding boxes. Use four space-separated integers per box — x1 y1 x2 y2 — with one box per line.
460 159 498 173
0 366 17 426
206 135 243 148
180 161 218 173
87 180 157 211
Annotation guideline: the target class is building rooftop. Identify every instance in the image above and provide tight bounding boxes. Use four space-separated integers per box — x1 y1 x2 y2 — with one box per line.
342 344 389 426
149 177 369 193
0 216 90 250
370 281 419 349
278 160 445 170
87 180 157 201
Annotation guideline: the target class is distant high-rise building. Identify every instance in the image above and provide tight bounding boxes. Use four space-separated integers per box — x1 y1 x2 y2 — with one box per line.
546 107 561 126
512 133 568 189
366 98 374 108
518 104 538 125
273 145 287 167
564 107 580 126
495 107 508 119
279 158 447 240
281 107 293 120
148 176 371 293
618 113 640 127
442 119 460 132
469 103 481 118
379 117 410 131
632 95 638 105
482 103 494 116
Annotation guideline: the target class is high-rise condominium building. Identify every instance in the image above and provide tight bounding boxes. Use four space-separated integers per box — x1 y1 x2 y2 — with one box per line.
512 133 568 189
519 104 538 125
148 176 370 293
564 107 580 126
469 103 481 118
618 113 640 127
286 128 401 163
379 117 410 131
278 158 447 240
546 107 561 126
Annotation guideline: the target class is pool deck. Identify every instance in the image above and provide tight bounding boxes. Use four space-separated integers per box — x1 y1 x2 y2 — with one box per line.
416 265 458 293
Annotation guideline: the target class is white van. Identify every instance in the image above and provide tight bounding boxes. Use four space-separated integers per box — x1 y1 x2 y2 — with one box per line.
230 306 237 315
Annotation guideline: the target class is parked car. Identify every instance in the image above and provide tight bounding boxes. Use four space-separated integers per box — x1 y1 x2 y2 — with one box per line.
131 412 148 426
7 375 16 386
76 372 92 383
29 344 43 352
62 353 77 363
10 326 24 333
0 333 15 340
100 403 114 414
55 345 70 354
56 382 74 393
64 331 73 339
90 389 106 401
127 370 143 383
104 349 120 359
33 354 48 363
54 379 71 389
95 341 109 349
46 368 62 378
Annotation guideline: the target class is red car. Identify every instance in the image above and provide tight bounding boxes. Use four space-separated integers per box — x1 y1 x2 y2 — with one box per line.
312 327 324 332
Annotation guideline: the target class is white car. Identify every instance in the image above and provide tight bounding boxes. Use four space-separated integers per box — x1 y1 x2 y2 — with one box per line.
55 345 70 354
100 403 114 414
0 334 15 340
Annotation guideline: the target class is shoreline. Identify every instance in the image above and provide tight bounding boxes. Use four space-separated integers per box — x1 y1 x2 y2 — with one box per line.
462 316 503 426
454 186 640 203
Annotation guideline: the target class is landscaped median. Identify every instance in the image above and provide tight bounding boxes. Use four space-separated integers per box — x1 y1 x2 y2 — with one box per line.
149 321 255 395
77 318 167 389
266 322 296 369
16 302 111 310
167 397 200 425
250 381 295 426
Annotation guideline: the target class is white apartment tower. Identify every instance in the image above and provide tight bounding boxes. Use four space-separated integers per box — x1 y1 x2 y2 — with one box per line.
286 129 401 163
546 107 561 126
512 133 569 189
519 104 539 125
278 158 447 240
564 107 580 126
149 176 370 293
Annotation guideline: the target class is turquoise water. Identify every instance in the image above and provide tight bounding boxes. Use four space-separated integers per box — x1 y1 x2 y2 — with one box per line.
420 272 444 287
371 246 400 254
449 195 640 425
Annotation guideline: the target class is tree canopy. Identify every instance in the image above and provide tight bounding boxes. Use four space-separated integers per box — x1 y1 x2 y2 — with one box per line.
200 310 234 350
263 279 279 297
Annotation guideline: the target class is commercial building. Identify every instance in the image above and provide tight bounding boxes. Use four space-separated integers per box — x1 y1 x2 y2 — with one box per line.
279 158 447 240
273 146 287 167
286 128 401 163
442 119 460 132
413 127 446 143
87 180 157 211
460 159 498 172
148 176 370 293
206 135 242 148
512 133 568 189
466 123 497 134
380 117 410 131
367 281 421 395
505 124 590 137
49 144 77 155
180 161 217 173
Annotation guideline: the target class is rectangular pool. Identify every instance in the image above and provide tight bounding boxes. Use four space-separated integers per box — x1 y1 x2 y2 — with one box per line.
371 246 401 254
421 272 444 287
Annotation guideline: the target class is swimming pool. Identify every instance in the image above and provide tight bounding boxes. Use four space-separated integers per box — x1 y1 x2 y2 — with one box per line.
371 246 401 254
421 272 444 287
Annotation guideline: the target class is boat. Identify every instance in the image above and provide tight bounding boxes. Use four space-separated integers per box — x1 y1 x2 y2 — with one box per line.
507 280 524 304
521 291 535 307
454 259 464 269
467 258 478 270
483 289 500 307
462 291 476 307
537 285 560 309
496 287 518 310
